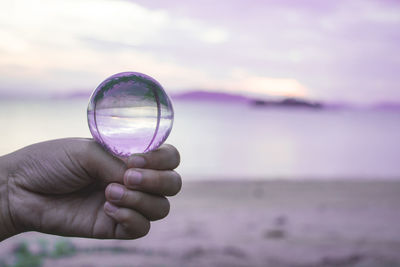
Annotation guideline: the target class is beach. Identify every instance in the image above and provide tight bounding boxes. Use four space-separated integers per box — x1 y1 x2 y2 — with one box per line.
2 179 400 267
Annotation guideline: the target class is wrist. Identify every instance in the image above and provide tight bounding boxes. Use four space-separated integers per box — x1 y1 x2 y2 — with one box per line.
0 154 19 241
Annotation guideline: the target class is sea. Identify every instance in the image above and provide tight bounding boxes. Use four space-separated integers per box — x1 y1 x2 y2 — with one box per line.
1 98 399 180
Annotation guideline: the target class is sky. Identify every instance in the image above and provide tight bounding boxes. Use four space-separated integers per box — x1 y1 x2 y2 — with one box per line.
0 0 399 103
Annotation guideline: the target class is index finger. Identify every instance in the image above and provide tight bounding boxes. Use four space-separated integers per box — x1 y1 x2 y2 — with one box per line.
126 144 180 170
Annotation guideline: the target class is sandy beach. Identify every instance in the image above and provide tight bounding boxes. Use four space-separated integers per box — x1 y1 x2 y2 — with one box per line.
1 179 400 267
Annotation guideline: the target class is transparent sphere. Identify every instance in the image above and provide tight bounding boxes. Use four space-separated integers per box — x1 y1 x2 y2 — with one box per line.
87 72 174 157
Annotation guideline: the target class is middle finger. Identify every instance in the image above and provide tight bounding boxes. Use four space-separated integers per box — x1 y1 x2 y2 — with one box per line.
123 168 182 196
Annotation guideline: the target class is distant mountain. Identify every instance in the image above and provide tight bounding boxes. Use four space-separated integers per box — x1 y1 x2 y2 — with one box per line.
172 90 325 109
250 98 323 109
171 90 250 102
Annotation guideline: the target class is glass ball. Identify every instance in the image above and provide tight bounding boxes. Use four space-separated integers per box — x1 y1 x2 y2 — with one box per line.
87 72 174 157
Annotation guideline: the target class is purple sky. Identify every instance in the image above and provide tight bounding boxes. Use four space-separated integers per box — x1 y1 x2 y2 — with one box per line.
0 0 399 103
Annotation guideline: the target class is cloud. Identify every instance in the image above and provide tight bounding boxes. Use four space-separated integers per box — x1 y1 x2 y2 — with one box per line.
197 69 308 98
0 0 230 95
0 0 230 52
130 0 400 103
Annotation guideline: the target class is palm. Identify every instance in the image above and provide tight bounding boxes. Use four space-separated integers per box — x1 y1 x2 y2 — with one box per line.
8 139 124 238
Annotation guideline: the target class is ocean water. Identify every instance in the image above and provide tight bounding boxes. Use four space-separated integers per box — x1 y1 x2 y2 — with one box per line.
1 98 399 180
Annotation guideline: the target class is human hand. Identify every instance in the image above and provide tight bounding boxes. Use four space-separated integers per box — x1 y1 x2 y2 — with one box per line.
0 138 181 241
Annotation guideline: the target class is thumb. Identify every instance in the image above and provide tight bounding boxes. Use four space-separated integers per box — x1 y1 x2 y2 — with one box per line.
68 138 127 184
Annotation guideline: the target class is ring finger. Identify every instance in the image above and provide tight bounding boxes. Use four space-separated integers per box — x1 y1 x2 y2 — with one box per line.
105 183 170 221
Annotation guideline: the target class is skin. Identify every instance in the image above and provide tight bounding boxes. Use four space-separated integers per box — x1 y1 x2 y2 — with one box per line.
0 138 181 241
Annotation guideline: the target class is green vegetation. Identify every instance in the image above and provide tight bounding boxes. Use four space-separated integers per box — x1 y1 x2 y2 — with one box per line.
0 239 141 267
0 239 76 267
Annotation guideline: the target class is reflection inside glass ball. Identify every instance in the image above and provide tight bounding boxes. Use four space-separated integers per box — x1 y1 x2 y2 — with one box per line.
87 72 174 157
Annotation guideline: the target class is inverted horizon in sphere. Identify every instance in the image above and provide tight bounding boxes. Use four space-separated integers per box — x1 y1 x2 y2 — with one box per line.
87 72 174 157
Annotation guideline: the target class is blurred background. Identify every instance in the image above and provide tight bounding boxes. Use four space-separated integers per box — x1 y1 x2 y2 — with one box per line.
1 0 400 266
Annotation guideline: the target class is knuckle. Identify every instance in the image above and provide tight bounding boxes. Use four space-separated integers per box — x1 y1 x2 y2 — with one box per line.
160 144 180 168
118 214 150 239
168 171 182 196
118 213 151 239
116 210 129 224
136 220 151 238
150 170 163 189
169 146 180 168
154 198 170 220
131 191 144 205
175 172 182 192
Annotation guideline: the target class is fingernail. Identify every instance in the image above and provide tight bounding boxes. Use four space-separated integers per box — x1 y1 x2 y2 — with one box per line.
104 202 118 214
129 155 146 168
126 170 143 186
108 184 124 201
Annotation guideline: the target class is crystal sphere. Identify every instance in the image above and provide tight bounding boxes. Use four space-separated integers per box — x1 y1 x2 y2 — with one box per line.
87 72 174 157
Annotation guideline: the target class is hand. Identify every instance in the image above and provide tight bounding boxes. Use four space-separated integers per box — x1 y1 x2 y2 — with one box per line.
0 138 181 241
